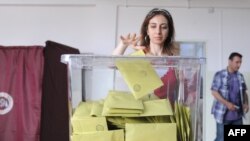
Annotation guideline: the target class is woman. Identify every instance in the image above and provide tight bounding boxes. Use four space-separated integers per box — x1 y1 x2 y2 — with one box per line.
112 8 180 56
113 8 180 104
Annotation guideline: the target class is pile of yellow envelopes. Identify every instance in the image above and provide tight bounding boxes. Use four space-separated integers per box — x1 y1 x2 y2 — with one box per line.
70 59 193 141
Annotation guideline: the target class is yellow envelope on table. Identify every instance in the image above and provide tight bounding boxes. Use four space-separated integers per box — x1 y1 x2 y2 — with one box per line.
125 123 176 141
71 129 124 141
102 90 144 116
71 117 108 134
115 60 163 99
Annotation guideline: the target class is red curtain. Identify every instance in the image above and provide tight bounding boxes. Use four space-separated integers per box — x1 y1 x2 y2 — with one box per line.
0 46 44 141
40 40 80 141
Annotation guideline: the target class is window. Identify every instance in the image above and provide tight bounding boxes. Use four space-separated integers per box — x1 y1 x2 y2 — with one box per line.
178 41 206 99
179 41 205 58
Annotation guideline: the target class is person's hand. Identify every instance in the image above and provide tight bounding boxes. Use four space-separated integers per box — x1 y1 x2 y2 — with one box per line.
226 102 237 111
119 33 146 50
112 33 146 55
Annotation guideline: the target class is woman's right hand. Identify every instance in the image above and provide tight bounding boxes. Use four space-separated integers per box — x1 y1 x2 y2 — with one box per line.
120 33 141 48
112 33 145 55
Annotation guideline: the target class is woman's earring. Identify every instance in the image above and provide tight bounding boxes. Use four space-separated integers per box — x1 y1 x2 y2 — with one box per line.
144 35 149 42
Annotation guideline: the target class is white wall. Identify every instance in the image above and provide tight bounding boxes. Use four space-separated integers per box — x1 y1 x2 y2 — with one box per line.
116 5 250 141
1 0 250 141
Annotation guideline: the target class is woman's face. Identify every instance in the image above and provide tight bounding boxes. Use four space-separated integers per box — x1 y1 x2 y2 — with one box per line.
147 15 169 46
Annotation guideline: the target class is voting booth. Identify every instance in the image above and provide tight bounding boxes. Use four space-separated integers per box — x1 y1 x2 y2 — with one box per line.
61 54 205 141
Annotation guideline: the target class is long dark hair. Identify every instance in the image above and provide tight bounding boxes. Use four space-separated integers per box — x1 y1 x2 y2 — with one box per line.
140 8 179 55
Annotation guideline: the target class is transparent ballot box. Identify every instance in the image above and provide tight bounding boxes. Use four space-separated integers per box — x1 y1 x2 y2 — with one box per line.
61 54 205 141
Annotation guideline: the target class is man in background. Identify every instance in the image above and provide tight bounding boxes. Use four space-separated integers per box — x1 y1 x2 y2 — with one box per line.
211 52 249 141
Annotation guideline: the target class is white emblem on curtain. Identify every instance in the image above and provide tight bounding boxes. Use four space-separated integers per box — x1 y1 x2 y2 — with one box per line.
0 92 14 115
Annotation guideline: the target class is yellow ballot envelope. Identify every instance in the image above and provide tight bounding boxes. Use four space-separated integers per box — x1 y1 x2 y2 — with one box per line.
140 99 173 116
115 60 163 99
90 100 104 117
125 123 176 141
73 100 104 118
174 102 192 141
106 117 126 129
129 50 145 56
73 101 93 118
71 129 124 141
71 117 108 134
102 90 144 116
